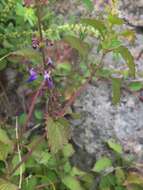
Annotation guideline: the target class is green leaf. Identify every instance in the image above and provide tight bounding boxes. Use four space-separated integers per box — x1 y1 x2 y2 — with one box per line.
107 139 123 154
82 0 93 10
64 161 72 173
0 142 11 161
63 143 75 158
18 113 27 126
124 172 143 186
0 128 13 161
63 35 90 56
33 151 51 165
128 82 143 91
46 117 71 154
22 177 37 190
120 29 136 42
34 110 43 120
99 174 116 190
71 167 86 177
0 128 12 145
62 176 84 190
81 18 106 37
115 167 125 185
0 60 7 70
92 157 112 172
11 48 42 63
12 155 25 176
0 178 18 190
108 14 124 25
102 39 122 50
115 46 135 78
56 62 72 73
111 74 122 105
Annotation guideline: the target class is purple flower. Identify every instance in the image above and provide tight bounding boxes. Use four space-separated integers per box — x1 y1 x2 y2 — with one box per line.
27 68 38 82
46 57 53 66
44 71 54 89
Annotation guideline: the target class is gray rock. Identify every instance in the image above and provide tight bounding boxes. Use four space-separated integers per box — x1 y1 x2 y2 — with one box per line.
119 0 143 26
71 81 143 164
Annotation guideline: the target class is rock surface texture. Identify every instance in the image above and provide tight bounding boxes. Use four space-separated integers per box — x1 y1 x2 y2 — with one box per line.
71 1 143 169
71 81 143 166
119 0 143 26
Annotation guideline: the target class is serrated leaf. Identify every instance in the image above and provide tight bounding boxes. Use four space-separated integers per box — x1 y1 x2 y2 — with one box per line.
108 14 124 25
128 82 143 91
0 142 11 161
115 46 135 78
81 18 106 37
11 48 42 63
63 143 75 158
63 35 90 56
0 178 18 190
0 129 13 161
107 139 123 154
64 161 72 173
112 74 122 105
62 176 84 190
115 167 125 185
46 117 71 154
33 150 51 165
92 157 112 172
99 174 116 189
124 172 143 186
0 128 12 145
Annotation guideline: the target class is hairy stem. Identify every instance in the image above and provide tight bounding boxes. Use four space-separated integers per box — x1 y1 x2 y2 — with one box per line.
23 81 45 132
35 0 46 71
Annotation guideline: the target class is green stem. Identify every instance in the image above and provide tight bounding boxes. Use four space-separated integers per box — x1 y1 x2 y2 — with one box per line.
35 0 46 71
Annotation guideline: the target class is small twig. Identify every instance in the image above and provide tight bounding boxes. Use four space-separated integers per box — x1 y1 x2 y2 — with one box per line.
15 116 22 189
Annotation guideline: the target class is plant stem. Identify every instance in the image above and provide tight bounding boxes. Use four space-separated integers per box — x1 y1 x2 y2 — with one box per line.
35 0 46 71
16 116 22 189
23 80 45 132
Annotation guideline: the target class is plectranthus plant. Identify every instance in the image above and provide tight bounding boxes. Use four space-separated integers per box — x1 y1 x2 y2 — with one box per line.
0 0 143 190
